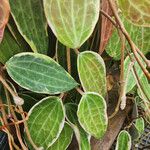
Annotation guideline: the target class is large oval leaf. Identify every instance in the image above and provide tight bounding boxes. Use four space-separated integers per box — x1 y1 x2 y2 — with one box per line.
77 51 107 97
115 130 131 150
135 117 145 135
43 0 100 48
10 0 48 54
48 122 73 150
77 92 108 139
65 103 91 150
124 53 145 93
6 52 78 94
27 96 65 149
118 0 150 27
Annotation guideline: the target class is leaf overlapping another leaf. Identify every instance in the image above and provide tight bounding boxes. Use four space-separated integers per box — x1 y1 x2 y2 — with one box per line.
27 96 65 149
10 0 48 54
6 52 78 94
48 122 73 150
44 0 100 48
77 92 108 139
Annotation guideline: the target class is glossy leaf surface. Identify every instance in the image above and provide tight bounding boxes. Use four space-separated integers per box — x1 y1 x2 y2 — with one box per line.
6 52 78 94
77 92 108 139
27 97 65 149
78 51 107 97
10 0 48 54
44 0 100 48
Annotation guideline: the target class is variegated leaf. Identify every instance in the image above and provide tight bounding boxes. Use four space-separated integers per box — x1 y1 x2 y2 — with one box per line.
27 96 65 149
77 92 108 139
44 0 100 48
77 51 107 97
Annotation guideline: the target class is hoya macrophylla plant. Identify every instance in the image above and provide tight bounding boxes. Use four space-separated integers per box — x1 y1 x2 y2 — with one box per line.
9 0 48 54
77 92 108 139
6 52 78 94
115 130 131 150
43 0 100 48
0 0 10 43
77 51 107 97
118 0 150 27
27 96 65 149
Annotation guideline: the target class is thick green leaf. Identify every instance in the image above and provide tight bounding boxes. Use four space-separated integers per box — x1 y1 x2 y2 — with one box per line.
118 0 150 27
10 0 48 54
137 75 150 101
43 0 100 48
135 117 145 135
6 52 78 94
48 122 73 150
115 130 131 150
27 96 65 149
124 53 145 93
106 17 150 60
77 92 108 139
65 103 91 150
78 51 107 97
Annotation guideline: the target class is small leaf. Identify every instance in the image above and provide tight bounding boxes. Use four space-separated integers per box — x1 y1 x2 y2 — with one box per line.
0 0 10 43
43 0 100 48
124 53 145 93
27 96 65 149
77 92 108 139
65 103 91 150
6 52 78 94
135 117 145 135
118 0 150 27
78 51 107 97
48 122 73 150
10 0 48 54
115 130 131 150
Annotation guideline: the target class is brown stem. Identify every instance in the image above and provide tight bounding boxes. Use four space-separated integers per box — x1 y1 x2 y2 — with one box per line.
67 47 71 74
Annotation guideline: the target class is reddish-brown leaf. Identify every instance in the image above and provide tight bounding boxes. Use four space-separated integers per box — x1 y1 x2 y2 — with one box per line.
0 0 10 43
99 0 114 54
